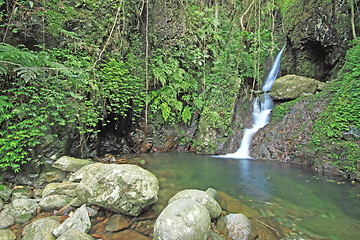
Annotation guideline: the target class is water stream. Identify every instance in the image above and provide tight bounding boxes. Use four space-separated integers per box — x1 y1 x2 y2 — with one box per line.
224 47 285 158
142 152 360 240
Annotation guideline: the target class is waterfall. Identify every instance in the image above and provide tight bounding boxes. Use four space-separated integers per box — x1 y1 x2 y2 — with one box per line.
223 47 285 159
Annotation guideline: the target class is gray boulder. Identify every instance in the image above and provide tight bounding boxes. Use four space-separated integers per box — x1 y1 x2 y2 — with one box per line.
0 211 15 229
76 163 159 216
168 189 221 219
0 229 16 240
271 75 324 100
154 198 211 240
223 214 251 240
37 170 67 184
68 163 100 182
57 229 94 240
2 198 39 224
42 182 79 198
52 204 91 237
53 156 93 172
11 187 33 201
39 194 74 211
0 185 12 201
22 217 60 240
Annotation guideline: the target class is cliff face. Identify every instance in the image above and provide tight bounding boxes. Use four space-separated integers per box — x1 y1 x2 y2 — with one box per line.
279 0 353 81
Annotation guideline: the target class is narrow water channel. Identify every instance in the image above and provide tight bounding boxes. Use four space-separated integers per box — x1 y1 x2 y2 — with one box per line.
138 152 360 240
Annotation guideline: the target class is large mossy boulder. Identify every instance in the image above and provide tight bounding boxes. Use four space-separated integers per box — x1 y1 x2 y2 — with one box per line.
76 163 159 216
22 217 60 240
154 198 211 240
168 189 221 219
53 156 93 172
271 75 324 100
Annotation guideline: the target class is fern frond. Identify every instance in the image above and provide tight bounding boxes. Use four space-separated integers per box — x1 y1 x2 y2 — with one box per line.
15 66 40 82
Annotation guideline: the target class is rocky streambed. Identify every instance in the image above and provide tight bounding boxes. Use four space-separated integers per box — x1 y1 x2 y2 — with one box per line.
1 154 358 240
0 155 291 240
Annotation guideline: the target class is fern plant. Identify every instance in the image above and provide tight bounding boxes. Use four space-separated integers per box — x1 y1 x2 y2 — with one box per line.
0 43 100 172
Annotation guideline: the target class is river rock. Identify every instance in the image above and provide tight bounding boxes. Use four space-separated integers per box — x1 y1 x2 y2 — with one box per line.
2 198 39 224
53 156 93 172
0 229 16 240
271 75 324 100
42 182 79 198
37 170 67 184
11 186 33 201
57 228 94 240
108 229 150 240
39 194 74 211
154 198 211 240
22 217 60 240
52 204 91 237
76 163 159 216
168 189 222 219
105 214 132 232
223 214 251 240
69 197 84 207
68 163 100 182
0 211 15 229
0 185 12 201
0 198 3 210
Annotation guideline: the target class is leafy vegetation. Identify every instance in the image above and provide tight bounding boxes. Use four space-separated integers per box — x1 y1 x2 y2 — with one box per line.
311 40 360 176
3 0 356 175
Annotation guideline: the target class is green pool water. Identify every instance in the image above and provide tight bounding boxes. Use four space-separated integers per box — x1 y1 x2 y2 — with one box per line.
136 152 360 240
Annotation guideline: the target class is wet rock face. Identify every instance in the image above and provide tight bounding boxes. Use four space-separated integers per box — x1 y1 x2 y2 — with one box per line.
281 0 352 81
250 95 345 177
250 97 325 165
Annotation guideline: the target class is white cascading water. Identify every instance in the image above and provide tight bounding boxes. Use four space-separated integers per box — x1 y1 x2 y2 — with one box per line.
223 47 285 159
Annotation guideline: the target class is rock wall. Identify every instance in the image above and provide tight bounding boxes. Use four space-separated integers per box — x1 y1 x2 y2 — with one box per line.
279 0 353 81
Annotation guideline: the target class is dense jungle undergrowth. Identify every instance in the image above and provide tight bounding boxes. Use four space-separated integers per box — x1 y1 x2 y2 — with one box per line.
0 0 359 179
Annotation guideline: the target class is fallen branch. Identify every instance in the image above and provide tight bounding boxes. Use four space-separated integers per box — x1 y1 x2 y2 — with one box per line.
255 219 280 237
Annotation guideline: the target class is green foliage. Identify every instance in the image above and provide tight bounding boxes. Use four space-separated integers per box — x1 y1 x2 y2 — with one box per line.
0 43 99 172
0 0 286 169
149 2 279 131
101 58 145 120
311 40 360 176
150 48 198 124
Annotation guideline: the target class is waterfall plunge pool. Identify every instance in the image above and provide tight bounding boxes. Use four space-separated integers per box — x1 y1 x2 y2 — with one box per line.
139 152 360 240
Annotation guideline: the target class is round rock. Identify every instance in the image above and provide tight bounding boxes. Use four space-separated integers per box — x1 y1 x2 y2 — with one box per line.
224 213 251 240
168 189 222 219
154 198 211 240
